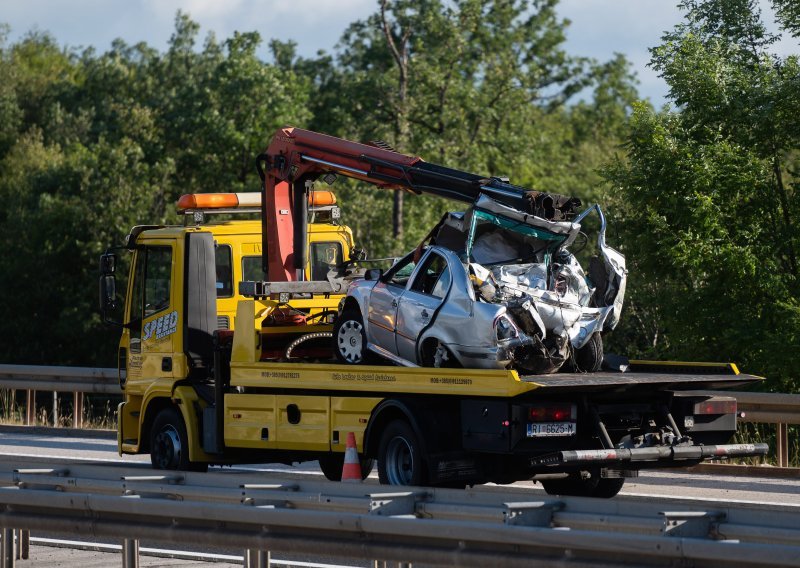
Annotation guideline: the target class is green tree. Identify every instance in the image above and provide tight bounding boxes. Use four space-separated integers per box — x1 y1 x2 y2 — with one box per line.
0 13 313 365
604 0 800 390
299 0 637 258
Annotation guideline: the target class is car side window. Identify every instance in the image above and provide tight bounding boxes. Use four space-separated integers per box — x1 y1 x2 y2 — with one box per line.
384 253 417 288
430 265 451 299
411 252 450 298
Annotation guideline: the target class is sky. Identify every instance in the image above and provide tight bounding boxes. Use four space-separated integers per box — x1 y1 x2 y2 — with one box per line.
1 0 797 107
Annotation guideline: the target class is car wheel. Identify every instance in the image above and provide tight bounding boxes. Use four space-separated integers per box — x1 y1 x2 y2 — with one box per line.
572 332 603 372
334 309 369 364
378 420 426 486
318 453 375 481
150 407 207 472
540 470 624 498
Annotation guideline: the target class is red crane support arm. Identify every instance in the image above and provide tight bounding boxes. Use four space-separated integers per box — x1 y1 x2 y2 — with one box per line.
256 126 581 283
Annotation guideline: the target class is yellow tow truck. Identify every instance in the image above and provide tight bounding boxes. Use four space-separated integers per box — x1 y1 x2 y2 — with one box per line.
100 128 767 497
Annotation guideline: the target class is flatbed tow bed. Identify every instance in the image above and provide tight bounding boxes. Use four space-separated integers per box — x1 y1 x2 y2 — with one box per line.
217 301 767 496
522 364 761 393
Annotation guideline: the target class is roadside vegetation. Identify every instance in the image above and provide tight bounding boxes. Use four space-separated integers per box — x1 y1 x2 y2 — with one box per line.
0 0 796 396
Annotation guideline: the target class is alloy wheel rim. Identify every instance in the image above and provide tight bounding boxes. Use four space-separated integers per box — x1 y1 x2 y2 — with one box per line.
337 320 364 363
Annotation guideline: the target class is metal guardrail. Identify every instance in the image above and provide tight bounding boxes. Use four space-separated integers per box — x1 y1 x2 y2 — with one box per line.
0 365 796 466
0 459 799 568
0 365 119 428
688 390 800 468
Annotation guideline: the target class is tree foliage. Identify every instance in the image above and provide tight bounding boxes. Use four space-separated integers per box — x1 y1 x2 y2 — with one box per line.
0 13 310 365
0 5 631 366
291 0 638 257
604 0 799 390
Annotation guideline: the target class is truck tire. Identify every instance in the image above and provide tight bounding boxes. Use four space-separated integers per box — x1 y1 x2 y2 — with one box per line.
150 407 208 472
318 453 375 481
540 471 624 498
334 309 369 364
378 420 426 486
571 332 603 372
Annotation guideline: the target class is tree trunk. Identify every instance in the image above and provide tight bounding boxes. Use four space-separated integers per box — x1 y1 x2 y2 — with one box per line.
381 0 410 243
772 154 798 279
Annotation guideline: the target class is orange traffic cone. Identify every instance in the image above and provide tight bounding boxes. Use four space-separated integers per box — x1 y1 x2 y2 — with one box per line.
341 432 362 483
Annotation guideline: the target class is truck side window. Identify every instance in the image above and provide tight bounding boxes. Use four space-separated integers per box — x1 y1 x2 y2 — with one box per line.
242 256 263 282
129 251 145 352
215 245 233 297
144 246 172 317
310 242 342 281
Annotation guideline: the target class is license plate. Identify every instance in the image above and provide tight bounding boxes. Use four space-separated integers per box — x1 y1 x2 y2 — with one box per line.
527 422 576 437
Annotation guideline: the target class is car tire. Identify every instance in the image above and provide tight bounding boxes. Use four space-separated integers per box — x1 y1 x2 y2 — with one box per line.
572 332 603 372
333 309 370 364
318 453 375 481
540 470 624 498
150 407 208 472
378 420 426 486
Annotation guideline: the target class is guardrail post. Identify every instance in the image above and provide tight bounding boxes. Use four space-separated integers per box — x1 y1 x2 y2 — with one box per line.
244 549 269 568
1 527 15 568
13 530 27 561
777 422 789 468
72 391 83 429
122 538 139 568
52 391 58 427
24 390 34 426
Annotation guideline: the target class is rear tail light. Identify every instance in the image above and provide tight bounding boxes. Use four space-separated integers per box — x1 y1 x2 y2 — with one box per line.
694 399 737 415
529 404 577 421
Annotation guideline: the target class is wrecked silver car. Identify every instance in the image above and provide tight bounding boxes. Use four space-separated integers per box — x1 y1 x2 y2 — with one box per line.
333 195 626 374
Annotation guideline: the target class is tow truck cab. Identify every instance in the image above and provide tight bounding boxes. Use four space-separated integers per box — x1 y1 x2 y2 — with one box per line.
105 191 355 458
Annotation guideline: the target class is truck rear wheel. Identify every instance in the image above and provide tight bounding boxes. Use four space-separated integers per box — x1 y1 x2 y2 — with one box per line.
540 470 624 498
378 420 426 486
150 407 207 472
318 453 375 481
334 309 369 364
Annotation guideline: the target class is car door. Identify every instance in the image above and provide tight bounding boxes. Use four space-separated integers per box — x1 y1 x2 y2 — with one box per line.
395 250 451 363
367 252 418 354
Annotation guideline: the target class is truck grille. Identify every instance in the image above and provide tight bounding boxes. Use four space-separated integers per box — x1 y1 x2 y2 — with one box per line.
217 316 230 330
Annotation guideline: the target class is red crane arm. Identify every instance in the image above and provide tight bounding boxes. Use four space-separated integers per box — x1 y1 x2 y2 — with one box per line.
256 126 581 283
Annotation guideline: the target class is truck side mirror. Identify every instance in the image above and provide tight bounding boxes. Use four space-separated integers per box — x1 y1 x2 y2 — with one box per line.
100 274 117 315
99 252 122 326
365 268 383 281
100 252 116 275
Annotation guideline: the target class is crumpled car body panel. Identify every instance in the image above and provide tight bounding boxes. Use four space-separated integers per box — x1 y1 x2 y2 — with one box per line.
340 196 627 373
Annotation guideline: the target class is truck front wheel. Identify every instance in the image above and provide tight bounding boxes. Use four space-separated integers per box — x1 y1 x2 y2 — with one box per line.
150 407 207 472
378 420 426 486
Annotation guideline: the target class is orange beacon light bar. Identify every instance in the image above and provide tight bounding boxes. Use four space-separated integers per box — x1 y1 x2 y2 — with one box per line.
177 191 336 212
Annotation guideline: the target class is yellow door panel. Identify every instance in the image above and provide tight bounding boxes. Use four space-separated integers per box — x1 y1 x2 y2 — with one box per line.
331 397 383 452
224 394 277 449
275 395 330 451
